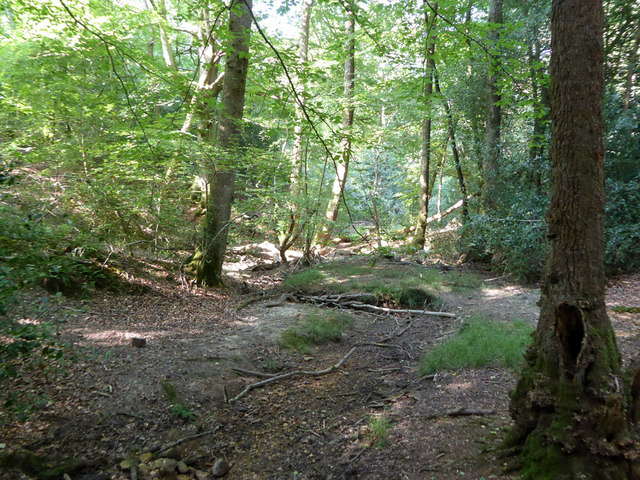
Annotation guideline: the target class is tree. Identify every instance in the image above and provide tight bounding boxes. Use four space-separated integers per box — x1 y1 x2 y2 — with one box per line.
506 0 635 477
277 0 314 263
196 0 252 287
483 0 502 209
317 2 355 244
414 0 438 249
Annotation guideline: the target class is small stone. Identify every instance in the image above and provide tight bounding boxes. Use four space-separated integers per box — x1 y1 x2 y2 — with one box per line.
164 447 181 460
131 337 147 347
211 458 230 478
138 463 152 478
195 470 210 480
150 458 178 473
177 461 190 474
139 452 154 464
178 475 191 480
120 459 135 470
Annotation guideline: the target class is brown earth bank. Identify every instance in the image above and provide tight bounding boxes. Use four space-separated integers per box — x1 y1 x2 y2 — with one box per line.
1 249 638 480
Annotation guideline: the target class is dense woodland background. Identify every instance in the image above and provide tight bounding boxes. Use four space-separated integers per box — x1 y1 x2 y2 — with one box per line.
1 0 640 478
1 0 638 294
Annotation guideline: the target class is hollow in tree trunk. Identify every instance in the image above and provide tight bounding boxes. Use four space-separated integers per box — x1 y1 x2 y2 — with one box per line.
506 0 636 477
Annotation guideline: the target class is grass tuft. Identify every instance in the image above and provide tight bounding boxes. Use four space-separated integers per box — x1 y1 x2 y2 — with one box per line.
419 316 534 376
280 310 354 352
367 415 393 448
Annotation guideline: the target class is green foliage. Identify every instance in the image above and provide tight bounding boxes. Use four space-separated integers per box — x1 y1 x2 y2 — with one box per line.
367 415 393 448
161 380 196 421
169 404 196 421
0 318 64 380
419 316 534 376
280 310 353 352
612 306 640 314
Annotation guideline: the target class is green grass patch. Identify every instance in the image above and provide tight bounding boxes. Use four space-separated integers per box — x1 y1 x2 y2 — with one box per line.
612 306 640 314
280 310 354 352
419 316 534 376
367 415 393 448
283 268 324 288
283 260 466 310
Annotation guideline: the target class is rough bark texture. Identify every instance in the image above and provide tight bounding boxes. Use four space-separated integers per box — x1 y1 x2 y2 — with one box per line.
196 0 252 287
483 0 502 209
317 5 355 244
507 1 635 478
414 0 437 249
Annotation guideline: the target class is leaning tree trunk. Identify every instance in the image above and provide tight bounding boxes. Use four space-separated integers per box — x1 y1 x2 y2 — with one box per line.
483 0 502 210
316 4 355 244
506 0 635 478
196 0 252 287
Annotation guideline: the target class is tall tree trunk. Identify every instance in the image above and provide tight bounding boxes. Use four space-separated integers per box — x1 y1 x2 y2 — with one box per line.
434 66 468 220
507 0 635 477
624 14 640 111
278 0 314 262
527 36 550 193
149 0 177 70
317 4 355 244
483 0 502 210
196 0 252 287
414 0 437 249
181 10 224 139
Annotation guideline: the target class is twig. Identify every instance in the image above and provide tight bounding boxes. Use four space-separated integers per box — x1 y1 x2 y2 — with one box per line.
151 429 218 454
231 367 277 378
228 346 358 403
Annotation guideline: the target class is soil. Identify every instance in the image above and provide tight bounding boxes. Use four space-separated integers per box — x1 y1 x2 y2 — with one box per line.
1 247 638 480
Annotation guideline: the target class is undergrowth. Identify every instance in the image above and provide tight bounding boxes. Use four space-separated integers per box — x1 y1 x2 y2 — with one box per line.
419 316 534 375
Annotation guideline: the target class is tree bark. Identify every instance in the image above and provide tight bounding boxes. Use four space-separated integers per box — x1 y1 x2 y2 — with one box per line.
414 0 437 249
507 0 634 477
317 3 355 244
148 0 177 70
483 0 502 210
196 0 252 287
181 9 224 139
434 66 468 220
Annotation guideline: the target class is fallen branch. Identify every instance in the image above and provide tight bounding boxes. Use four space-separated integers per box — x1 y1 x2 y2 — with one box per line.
298 294 456 318
264 293 294 308
231 367 277 378
228 346 358 403
342 302 456 318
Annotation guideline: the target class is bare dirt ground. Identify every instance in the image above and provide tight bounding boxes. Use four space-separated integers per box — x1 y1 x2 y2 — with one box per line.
1 249 638 480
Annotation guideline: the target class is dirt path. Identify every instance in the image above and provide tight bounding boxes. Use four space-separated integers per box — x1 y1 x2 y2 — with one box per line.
1 254 638 480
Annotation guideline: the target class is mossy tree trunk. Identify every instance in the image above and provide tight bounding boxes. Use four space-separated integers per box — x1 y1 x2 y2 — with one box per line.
507 0 635 478
413 0 437 249
196 0 252 287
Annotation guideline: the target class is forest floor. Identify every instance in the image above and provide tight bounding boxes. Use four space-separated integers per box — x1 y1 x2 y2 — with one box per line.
1 244 639 480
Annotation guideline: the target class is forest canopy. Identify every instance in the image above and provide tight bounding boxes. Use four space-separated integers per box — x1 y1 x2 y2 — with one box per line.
0 0 638 297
